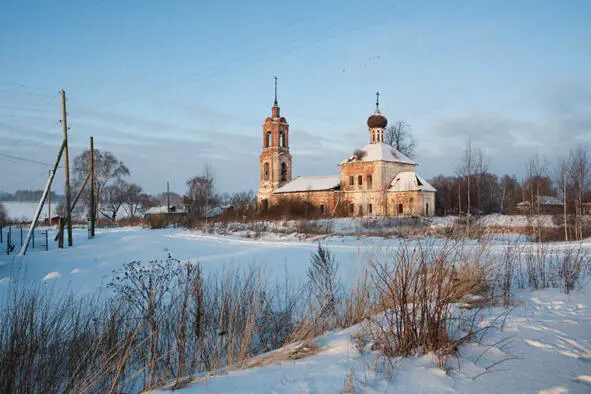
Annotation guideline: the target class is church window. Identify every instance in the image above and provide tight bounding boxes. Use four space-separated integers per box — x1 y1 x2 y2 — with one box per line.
349 204 354 215
264 162 270 181
281 162 287 182
349 176 354 186
319 204 324 214
368 204 372 214
426 202 430 216
367 175 372 190
358 175 363 187
358 205 363 216
280 130 287 148
266 131 272 147
398 203 403 214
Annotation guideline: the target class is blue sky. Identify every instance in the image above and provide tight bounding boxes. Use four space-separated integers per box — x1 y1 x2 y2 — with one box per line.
1 0 590 195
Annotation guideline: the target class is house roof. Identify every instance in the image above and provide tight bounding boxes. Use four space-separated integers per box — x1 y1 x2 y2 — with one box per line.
145 205 186 215
517 195 563 206
340 143 416 165
273 175 341 194
388 171 436 192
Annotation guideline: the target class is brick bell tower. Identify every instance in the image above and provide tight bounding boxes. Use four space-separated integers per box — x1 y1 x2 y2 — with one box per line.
257 77 292 210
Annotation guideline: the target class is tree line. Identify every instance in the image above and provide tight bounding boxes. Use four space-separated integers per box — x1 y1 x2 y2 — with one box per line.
0 190 63 202
62 150 255 223
428 142 590 220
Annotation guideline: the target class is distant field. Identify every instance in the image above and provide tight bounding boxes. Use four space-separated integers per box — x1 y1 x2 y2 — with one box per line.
2 201 50 222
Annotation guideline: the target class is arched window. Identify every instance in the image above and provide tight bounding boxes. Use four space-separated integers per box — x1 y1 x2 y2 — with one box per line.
281 162 287 182
279 131 285 148
265 131 272 148
264 162 270 181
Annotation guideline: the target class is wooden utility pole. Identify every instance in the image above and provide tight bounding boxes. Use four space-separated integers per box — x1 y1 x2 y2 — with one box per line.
166 181 170 226
48 170 52 226
62 90 73 246
89 136 95 238
562 165 568 241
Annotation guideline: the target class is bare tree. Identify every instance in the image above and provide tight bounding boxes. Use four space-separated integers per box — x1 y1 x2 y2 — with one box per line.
559 158 569 241
229 191 256 218
567 146 590 240
499 175 522 213
384 120 416 158
186 166 216 225
524 155 551 242
73 149 130 219
101 180 128 221
473 148 490 212
456 138 473 226
56 200 67 217
122 183 149 219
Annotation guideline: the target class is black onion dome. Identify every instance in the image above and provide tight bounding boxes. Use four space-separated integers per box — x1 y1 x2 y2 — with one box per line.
367 109 387 128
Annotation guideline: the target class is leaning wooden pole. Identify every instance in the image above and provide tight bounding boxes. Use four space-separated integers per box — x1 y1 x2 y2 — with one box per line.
19 141 66 256
71 172 90 213
89 136 95 238
62 90 73 247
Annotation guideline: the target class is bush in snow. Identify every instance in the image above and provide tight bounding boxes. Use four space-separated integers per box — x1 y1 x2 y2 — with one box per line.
364 240 493 366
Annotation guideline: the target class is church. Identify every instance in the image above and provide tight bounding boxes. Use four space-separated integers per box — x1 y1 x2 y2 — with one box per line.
256 84 436 217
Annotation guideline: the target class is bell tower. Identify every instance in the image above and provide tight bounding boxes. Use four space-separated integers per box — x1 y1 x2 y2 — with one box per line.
257 77 292 209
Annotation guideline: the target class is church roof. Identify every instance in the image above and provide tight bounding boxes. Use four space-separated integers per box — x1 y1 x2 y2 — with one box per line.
340 143 417 165
389 171 436 192
273 175 341 194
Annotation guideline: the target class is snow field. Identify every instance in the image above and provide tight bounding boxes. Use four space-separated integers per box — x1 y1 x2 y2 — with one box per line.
0 226 590 393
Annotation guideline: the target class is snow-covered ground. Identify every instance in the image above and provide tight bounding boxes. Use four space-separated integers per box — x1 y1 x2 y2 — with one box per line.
1 226 402 294
1 226 590 393
158 287 591 394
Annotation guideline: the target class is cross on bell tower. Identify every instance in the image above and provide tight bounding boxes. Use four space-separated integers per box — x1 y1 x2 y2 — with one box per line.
257 77 293 209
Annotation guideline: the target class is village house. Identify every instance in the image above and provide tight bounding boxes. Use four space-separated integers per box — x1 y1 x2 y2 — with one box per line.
256 86 436 217
516 195 564 215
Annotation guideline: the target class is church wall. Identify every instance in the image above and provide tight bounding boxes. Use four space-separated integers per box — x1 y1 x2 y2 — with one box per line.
340 161 417 193
268 189 435 217
339 162 377 192
386 191 435 216
343 191 388 216
268 190 341 214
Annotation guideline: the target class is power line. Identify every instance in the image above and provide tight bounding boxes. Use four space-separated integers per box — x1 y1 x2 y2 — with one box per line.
0 88 56 99
0 81 56 95
0 151 56 167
